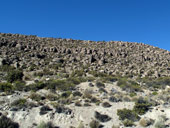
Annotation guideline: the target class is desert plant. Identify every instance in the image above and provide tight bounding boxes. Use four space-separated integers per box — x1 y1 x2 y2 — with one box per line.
7 69 23 83
122 119 134 127
0 115 19 128
139 118 154 127
40 106 52 115
133 97 152 115
13 81 26 91
29 93 44 102
37 121 56 128
117 108 140 122
0 82 13 93
11 98 27 109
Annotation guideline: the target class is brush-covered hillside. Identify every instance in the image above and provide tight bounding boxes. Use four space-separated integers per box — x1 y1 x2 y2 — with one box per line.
0 33 169 128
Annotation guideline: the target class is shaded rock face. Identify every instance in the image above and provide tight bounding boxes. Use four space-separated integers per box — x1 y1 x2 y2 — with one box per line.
94 111 111 122
0 33 170 78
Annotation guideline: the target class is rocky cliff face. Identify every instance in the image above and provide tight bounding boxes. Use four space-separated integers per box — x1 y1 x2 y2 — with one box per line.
0 33 170 78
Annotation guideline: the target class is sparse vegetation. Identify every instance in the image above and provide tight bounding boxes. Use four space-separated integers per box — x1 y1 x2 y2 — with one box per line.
117 108 140 122
0 82 13 93
89 120 100 128
7 69 23 83
0 115 19 128
133 97 152 115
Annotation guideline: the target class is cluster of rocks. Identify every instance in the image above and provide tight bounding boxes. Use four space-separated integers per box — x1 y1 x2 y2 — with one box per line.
0 33 170 78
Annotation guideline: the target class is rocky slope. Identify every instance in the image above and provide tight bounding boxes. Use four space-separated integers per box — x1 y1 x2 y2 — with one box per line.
0 33 170 128
0 33 170 78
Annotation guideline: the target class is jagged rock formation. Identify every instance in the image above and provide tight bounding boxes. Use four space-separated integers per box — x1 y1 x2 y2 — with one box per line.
0 33 170 78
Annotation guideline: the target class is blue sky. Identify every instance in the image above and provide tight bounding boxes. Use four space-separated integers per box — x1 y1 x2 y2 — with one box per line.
0 0 170 50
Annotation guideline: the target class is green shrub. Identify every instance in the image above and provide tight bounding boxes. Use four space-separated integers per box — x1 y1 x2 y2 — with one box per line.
122 119 134 127
37 121 56 128
152 91 158 95
29 93 44 102
0 115 19 128
117 108 140 122
11 98 27 108
88 70 107 78
7 69 23 83
13 81 26 91
27 81 47 91
61 91 72 98
117 78 141 92
0 65 15 72
133 97 151 115
0 82 13 93
144 77 170 89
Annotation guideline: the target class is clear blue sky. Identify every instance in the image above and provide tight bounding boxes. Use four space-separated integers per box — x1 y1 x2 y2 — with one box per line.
0 0 170 50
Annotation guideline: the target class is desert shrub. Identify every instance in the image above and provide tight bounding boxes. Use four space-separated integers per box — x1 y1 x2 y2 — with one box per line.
0 115 19 128
144 77 170 89
34 69 54 77
102 102 112 108
83 89 92 99
71 69 84 77
0 82 13 93
133 97 152 115
154 115 166 128
88 70 107 78
26 81 47 91
152 91 158 95
122 119 134 127
100 76 118 83
13 81 26 91
7 69 23 83
46 94 58 101
73 91 82 97
61 91 72 98
29 93 45 102
95 81 105 88
54 104 72 115
90 97 100 105
86 76 95 82
117 78 141 92
75 101 82 106
40 106 52 115
117 108 140 122
139 118 154 127
46 79 75 91
11 98 27 109
37 121 57 128
89 120 100 128
0 65 15 72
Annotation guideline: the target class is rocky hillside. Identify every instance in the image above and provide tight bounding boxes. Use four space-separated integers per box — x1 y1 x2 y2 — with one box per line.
0 33 170 78
0 33 170 128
